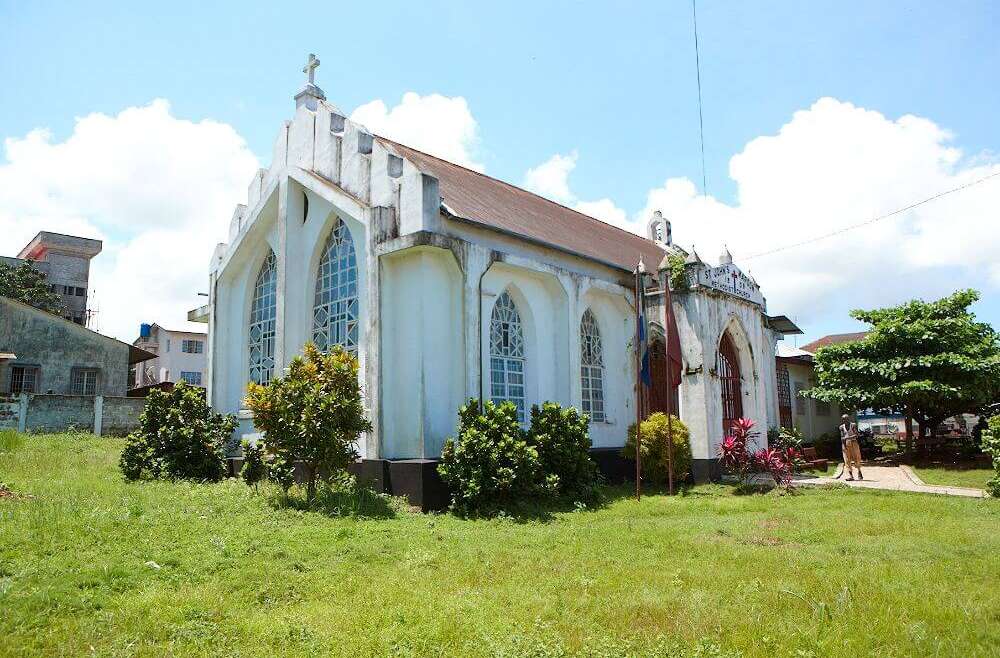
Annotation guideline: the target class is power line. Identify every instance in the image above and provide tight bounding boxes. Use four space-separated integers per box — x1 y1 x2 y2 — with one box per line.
692 0 707 197
742 169 1000 261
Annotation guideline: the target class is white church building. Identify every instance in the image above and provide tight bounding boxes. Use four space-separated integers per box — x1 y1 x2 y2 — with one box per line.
191 57 801 505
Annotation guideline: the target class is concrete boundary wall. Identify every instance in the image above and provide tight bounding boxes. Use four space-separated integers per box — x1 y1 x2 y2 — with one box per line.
1 394 145 435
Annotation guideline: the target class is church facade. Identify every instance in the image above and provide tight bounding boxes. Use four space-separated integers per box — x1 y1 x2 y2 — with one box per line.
192 59 801 496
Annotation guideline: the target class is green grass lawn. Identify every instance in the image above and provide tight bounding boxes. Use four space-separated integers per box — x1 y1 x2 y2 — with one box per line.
2 434 998 657
912 465 994 490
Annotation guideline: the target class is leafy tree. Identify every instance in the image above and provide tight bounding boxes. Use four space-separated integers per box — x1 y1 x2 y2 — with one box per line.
120 381 236 481
981 415 1000 497
0 261 63 314
807 290 1000 443
244 343 371 501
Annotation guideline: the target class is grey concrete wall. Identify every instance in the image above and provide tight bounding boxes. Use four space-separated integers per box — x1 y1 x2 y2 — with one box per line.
24 394 95 433
0 394 144 435
101 397 146 436
0 396 19 429
0 298 131 396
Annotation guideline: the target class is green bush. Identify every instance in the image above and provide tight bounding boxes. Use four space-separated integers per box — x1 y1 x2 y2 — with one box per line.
527 402 599 502
623 413 692 484
244 343 371 501
982 415 1000 497
120 381 237 482
240 439 267 491
438 399 542 514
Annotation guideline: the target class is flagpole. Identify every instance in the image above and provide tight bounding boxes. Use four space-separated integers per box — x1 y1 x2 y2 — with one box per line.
634 261 644 501
661 266 676 496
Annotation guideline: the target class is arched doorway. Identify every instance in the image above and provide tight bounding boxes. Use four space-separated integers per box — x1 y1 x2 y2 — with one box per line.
648 338 679 416
719 331 743 436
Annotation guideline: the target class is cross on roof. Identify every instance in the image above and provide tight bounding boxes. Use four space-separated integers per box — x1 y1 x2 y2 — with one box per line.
303 53 320 85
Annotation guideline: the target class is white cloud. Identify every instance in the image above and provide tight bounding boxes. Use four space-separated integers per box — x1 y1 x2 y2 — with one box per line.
523 151 631 230
0 100 259 340
637 98 1000 321
573 198 629 229
524 152 577 203
351 92 483 171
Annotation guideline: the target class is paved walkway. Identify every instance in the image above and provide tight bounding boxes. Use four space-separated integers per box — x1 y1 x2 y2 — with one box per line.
792 464 987 498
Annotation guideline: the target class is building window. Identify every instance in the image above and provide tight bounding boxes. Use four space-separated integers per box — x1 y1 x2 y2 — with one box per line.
777 364 792 428
75 287 85 296
182 339 204 354
490 291 526 422
10 366 39 394
312 218 359 354
71 369 98 395
249 250 277 385
62 285 74 295
580 309 606 423
166 339 171 353
794 382 808 416
180 371 203 385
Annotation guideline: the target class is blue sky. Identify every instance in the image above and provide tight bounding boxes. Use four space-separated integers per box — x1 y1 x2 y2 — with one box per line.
2 0 998 341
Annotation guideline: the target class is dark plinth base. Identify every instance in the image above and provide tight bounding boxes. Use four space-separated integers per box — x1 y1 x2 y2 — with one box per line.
691 458 722 483
225 450 718 512
589 447 634 484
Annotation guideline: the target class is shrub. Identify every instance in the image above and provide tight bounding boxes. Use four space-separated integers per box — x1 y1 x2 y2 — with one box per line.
982 415 1000 497
623 413 693 484
718 417 791 487
527 402 599 502
773 426 807 472
120 381 237 482
438 399 542 513
244 343 371 501
240 439 267 491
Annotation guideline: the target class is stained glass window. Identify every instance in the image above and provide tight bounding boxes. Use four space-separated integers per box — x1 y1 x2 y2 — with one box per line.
312 218 359 354
580 309 605 422
489 291 526 422
248 250 277 385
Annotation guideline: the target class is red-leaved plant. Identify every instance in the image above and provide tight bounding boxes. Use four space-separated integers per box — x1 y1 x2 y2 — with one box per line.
717 418 792 487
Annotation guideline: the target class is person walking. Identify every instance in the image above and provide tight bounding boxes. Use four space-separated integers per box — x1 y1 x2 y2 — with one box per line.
839 414 864 481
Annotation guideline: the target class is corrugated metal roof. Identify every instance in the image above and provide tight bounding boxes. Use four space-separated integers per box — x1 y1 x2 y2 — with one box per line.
800 331 869 353
381 139 665 272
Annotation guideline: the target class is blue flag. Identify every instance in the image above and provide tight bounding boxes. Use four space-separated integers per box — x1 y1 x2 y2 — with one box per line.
638 292 652 388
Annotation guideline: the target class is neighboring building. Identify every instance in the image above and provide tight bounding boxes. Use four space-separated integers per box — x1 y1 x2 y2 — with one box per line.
191 57 801 497
131 323 207 388
1 231 103 326
800 331 868 353
0 297 153 397
775 344 846 439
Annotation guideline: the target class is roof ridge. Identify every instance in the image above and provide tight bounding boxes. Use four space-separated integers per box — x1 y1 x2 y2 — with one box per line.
378 137 662 251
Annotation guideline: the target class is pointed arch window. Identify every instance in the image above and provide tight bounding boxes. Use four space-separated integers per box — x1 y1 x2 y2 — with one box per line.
490 291 526 422
248 250 277 385
580 309 606 422
313 218 359 354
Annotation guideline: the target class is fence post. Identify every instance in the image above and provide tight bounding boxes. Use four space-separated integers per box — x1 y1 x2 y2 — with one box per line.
94 395 104 437
17 394 27 433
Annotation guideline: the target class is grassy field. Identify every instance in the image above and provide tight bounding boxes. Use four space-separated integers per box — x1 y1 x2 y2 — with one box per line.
1 434 998 657
912 465 994 490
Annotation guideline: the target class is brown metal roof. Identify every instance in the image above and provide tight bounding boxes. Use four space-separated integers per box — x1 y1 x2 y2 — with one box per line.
381 139 665 272
800 331 869 353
